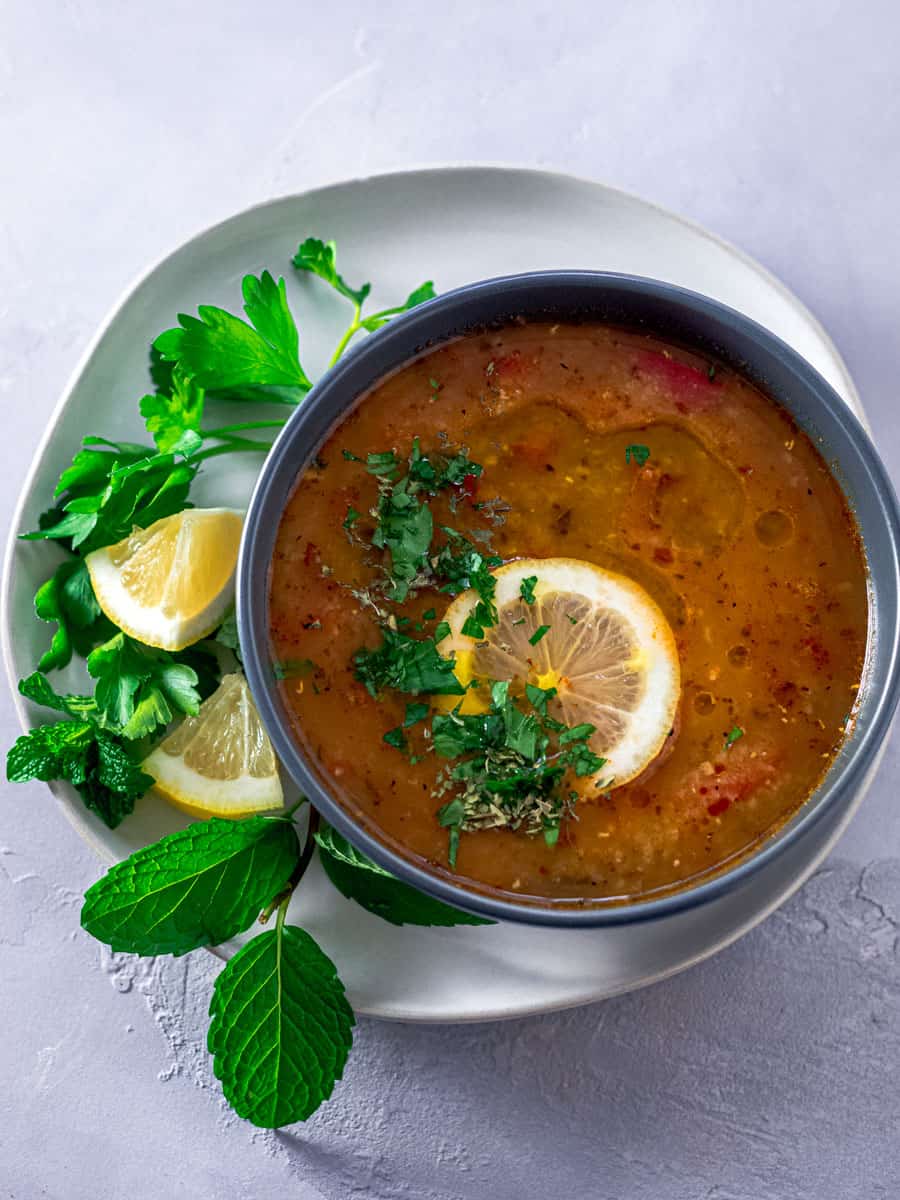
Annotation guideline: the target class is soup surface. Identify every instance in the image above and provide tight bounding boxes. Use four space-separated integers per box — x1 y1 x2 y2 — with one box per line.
269 322 868 905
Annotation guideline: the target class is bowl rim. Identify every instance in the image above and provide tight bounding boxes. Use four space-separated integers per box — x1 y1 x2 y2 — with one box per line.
238 269 900 928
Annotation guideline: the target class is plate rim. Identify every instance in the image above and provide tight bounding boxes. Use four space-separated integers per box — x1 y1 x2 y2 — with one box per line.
0 162 869 1021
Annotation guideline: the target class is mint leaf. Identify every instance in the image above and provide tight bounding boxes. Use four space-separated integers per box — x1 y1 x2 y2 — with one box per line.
7 719 151 828
81 815 299 955
154 271 311 399
316 826 491 926
208 921 354 1127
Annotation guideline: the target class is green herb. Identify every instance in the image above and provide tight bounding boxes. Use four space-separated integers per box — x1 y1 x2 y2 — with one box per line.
403 702 430 727
520 576 538 605
7 715 152 828
293 237 434 367
154 271 312 401
22 443 198 556
625 444 651 467
431 682 606 862
273 658 316 681
512 617 526 626
86 632 201 740
343 505 361 530
724 725 744 749
32 558 112 672
139 367 205 455
316 824 491 926
708 363 717 381
81 814 299 955
566 613 579 625
383 726 407 750
433 620 451 644
529 624 551 646
422 607 436 621
353 627 465 697
208 909 354 1128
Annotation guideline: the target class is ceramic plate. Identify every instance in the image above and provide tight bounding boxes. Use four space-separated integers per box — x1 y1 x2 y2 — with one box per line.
2 166 868 1021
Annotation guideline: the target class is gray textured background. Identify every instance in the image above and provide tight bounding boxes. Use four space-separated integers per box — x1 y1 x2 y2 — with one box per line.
3 2 900 1197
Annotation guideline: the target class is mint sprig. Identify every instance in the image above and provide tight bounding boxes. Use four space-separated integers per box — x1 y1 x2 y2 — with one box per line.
316 825 492 927
208 910 354 1128
80 815 299 956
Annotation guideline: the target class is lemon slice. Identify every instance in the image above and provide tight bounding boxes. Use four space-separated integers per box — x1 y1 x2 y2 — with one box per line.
441 558 680 787
86 508 243 651
142 673 283 818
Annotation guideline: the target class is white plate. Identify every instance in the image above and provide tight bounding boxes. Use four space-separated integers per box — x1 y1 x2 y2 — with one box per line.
2 166 867 1022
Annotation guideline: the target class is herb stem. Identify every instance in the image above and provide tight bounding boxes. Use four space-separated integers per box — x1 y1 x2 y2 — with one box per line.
201 420 287 438
328 303 363 368
258 806 321 924
193 439 275 463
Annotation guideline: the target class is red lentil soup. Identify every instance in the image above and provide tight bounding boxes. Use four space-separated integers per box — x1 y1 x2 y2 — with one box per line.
269 322 868 904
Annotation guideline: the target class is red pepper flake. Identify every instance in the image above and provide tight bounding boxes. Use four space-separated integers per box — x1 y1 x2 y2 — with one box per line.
461 472 479 501
653 546 675 565
707 797 731 817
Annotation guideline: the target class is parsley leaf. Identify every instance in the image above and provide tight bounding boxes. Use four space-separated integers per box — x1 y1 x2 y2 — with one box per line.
291 237 370 307
7 719 152 828
625 444 651 467
87 632 201 739
529 624 551 646
33 558 112 672
80 815 299 955
520 575 538 605
22 443 198 555
354 628 464 697
293 237 435 352
154 271 311 401
371 477 434 601
140 367 204 455
208 919 354 1128
725 725 744 749
315 825 492 926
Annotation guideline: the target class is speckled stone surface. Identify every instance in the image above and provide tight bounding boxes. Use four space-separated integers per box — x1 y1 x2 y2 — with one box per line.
3 2 900 1196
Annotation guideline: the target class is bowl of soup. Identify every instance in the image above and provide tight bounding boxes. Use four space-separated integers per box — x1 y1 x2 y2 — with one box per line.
238 272 900 926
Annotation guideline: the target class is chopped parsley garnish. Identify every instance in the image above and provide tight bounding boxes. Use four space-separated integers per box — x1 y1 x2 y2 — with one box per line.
724 725 744 749
353 628 464 698
383 726 407 750
519 575 538 605
434 530 502 638
422 608 436 621
345 438 486 603
512 617 526 626
273 658 317 681
403 702 430 727
432 681 606 865
528 624 551 646
566 613 579 625
625 444 651 467
343 505 361 530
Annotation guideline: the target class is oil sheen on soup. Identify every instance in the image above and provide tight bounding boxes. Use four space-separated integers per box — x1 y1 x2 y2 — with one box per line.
269 323 868 904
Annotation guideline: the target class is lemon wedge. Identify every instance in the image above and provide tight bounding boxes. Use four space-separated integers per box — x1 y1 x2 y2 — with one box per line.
142 673 284 818
441 557 680 787
86 508 243 651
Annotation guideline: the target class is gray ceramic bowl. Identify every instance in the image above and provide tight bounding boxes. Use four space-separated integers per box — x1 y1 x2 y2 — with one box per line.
238 271 900 927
